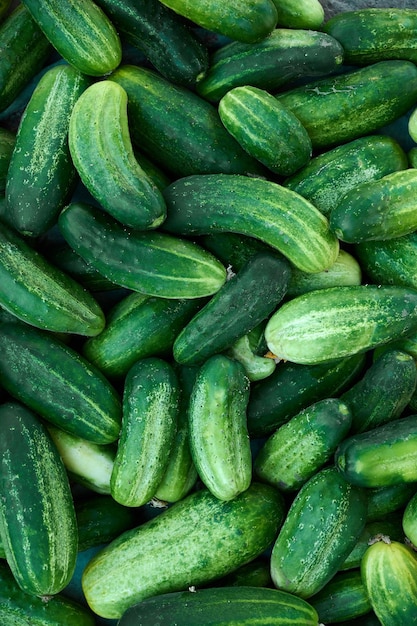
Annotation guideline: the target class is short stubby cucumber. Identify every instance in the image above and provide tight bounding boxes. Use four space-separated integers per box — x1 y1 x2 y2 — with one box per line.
271 0 324 28
0 127 15 193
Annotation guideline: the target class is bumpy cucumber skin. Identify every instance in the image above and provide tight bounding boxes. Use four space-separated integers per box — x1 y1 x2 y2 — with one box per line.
163 174 339 274
82 483 285 619
356 233 417 291
5 64 90 238
0 218 105 336
0 402 78 597
58 202 227 300
21 0 122 76
265 285 417 365
68 80 166 230
0 127 14 192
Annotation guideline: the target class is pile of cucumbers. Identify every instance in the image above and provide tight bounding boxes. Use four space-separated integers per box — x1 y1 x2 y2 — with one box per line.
1 0 417 624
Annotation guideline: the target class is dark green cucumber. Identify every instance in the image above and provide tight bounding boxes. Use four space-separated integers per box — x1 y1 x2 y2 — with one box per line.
276 60 417 150
94 0 208 86
403 490 417 547
265 285 417 365
157 0 278 44
162 174 339 274
0 560 95 625
341 518 405 571
284 135 408 219
361 537 417 624
215 556 272 589
110 357 180 507
366 483 417 523
5 64 90 238
356 233 417 291
188 354 251 501
58 201 226 299
0 218 105 336
218 85 312 176
410 107 417 143
323 8 417 65
0 126 14 193
199 232 270 273
0 5 52 113
270 466 368 599
68 80 167 230
196 28 344 102
118 586 319 626
271 0 324 28
173 251 291 365
247 353 366 437
108 64 265 177
340 349 417 433
75 495 137 553
82 482 286 619
309 569 372 623
0 401 77 596
0 322 122 445
254 398 353 492
21 0 122 76
335 414 417 488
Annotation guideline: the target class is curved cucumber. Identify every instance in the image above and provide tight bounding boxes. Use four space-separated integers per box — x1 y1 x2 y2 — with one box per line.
68 80 166 230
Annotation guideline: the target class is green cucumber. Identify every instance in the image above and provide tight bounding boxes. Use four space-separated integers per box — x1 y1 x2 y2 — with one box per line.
335 414 417 488
276 60 417 150
218 85 312 176
0 401 77 596
272 0 324 28
5 64 90 238
110 357 180 508
157 0 278 44
82 482 286 619
402 491 417 548
356 233 417 291
270 466 368 599
162 174 339 274
409 106 417 142
173 250 291 365
199 232 270 274
21 0 122 76
341 518 405 571
361 537 417 624
108 64 265 177
75 495 137 553
284 135 408 219
309 569 372 623
323 9 417 65
68 80 166 230
366 483 417 523
196 28 344 103
118 586 319 626
254 398 353 492
0 322 122 445
265 285 417 365
188 354 251 501
0 126 14 193
58 201 226 299
409 146 417 167
226 322 277 382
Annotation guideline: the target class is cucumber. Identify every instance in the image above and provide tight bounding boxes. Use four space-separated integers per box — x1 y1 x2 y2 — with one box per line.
361 537 417 625
75 495 137 553
276 60 417 150
272 0 324 28
356 232 417 291
199 232 270 274
284 135 408 219
5 64 90 238
366 483 417 523
162 174 339 274
109 64 265 177
341 518 405 571
188 355 252 501
196 28 344 103
21 0 122 76
0 127 14 193
0 322 122 445
173 251 291 365
218 85 312 176
309 569 372 623
118 586 319 626
0 401 77 596
270 466 368 598
0 218 105 336
402 491 417 548
157 0 278 44
409 106 417 142
68 80 167 230
226 322 277 382
264 285 417 365
323 8 417 65
58 201 227 300
215 556 272 589
82 482 286 619
110 357 180 508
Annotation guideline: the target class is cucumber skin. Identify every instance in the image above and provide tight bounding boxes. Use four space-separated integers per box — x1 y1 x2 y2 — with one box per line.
271 0 324 28
0 401 78 597
5 64 90 238
403 491 417 547
356 233 417 291
309 569 372 623
82 483 286 619
75 495 137 553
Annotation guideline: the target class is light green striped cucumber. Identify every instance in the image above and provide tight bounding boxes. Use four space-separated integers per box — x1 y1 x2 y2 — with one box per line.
265 285 417 364
110 357 180 507
5 64 90 238
162 174 339 274
58 201 227 299
272 0 324 28
218 85 312 176
21 0 122 76
0 401 77 596
68 80 166 230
